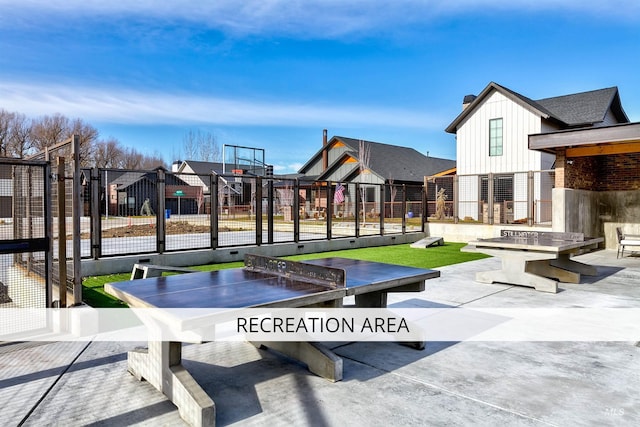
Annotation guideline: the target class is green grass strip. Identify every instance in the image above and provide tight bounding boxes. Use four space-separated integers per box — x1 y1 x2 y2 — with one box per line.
82 242 488 308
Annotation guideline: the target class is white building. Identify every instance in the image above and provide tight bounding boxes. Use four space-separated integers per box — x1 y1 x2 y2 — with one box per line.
445 82 629 223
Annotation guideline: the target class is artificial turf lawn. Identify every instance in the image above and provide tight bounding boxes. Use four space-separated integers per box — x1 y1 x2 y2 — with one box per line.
82 242 488 308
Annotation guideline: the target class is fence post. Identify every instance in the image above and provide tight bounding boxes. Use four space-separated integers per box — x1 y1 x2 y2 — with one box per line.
211 174 218 249
90 167 101 259
355 183 361 238
453 175 459 224
401 184 406 234
487 173 494 225
255 177 262 246
327 181 333 240
293 179 300 242
421 182 426 233
527 170 534 226
267 178 274 244
57 157 67 308
379 184 385 235
71 135 82 305
156 168 166 254
44 161 53 307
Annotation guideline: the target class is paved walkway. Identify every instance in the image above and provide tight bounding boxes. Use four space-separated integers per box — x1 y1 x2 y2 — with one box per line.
2 250 640 426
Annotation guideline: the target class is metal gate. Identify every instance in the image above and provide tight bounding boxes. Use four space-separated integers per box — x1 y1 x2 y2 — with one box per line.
0 158 52 337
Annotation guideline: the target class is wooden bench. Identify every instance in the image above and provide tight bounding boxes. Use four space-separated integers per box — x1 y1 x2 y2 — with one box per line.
130 263 197 280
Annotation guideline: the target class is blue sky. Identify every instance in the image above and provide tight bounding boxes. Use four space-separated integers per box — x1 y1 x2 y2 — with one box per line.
1 1 639 173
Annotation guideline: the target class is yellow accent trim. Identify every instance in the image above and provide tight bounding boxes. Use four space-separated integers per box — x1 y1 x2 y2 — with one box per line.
430 167 457 177
566 142 640 157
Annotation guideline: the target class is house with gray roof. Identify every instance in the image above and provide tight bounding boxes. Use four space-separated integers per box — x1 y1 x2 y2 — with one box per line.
299 134 456 185
108 169 196 216
295 132 455 218
446 82 629 176
444 82 630 223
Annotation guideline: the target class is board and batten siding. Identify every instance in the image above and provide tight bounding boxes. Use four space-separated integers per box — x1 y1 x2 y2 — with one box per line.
456 90 547 175
303 143 352 176
600 107 623 127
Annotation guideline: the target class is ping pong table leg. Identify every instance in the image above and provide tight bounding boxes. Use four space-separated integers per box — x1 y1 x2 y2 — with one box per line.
474 250 559 293
352 292 426 350
251 341 343 382
128 340 216 426
354 290 387 308
550 254 598 276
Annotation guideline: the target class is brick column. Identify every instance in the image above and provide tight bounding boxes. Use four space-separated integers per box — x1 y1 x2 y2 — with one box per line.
555 149 566 188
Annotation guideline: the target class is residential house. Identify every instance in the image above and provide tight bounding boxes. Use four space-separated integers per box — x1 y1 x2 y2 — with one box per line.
297 131 456 217
109 168 196 216
445 82 629 224
172 160 250 212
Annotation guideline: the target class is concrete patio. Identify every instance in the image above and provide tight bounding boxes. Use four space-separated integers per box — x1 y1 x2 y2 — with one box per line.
2 249 640 426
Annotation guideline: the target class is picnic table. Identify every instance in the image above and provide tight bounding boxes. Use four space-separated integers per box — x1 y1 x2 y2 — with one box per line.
462 230 603 293
105 254 439 427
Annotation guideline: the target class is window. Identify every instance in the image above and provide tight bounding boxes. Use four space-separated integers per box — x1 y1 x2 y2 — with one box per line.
489 118 503 156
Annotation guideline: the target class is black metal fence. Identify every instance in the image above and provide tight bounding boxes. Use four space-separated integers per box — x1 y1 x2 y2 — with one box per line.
83 169 426 259
0 158 51 319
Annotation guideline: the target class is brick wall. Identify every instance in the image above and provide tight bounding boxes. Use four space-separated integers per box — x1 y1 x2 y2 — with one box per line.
565 156 598 190
564 153 640 191
596 152 640 191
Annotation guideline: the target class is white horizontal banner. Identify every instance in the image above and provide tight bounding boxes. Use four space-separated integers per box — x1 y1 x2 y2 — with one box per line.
2 307 640 342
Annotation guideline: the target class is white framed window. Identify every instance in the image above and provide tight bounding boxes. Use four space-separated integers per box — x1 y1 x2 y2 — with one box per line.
489 118 503 156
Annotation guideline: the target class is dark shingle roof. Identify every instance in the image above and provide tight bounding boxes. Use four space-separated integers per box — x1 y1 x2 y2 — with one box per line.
535 87 627 126
446 82 629 133
322 136 455 182
180 160 225 175
111 172 146 189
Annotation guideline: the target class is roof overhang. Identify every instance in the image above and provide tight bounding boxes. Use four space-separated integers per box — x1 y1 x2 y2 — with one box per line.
445 82 551 134
529 122 640 157
429 167 457 177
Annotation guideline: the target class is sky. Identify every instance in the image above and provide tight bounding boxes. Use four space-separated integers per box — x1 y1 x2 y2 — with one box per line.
1 1 639 174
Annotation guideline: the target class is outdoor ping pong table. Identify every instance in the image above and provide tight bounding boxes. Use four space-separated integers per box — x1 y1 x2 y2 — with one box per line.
462 230 603 293
104 254 439 427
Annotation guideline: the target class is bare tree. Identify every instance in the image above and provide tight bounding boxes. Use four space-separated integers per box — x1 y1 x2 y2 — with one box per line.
0 109 14 157
9 113 33 158
70 118 99 166
93 138 124 168
121 147 144 169
30 113 69 152
139 152 166 169
29 114 99 165
0 110 34 158
182 129 220 161
199 131 219 162
182 129 198 160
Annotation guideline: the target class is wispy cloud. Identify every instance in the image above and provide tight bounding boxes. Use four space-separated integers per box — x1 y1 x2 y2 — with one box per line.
0 81 443 129
1 0 638 38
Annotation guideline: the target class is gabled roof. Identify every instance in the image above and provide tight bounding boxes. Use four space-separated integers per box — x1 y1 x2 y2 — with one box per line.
177 160 225 175
110 172 147 189
300 136 456 183
445 82 629 133
536 87 628 127
111 171 190 190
